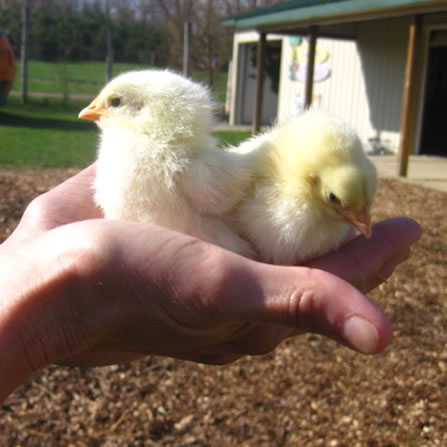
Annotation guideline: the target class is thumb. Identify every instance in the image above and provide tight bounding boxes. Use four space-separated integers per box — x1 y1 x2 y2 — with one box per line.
217 217 421 354
219 260 391 355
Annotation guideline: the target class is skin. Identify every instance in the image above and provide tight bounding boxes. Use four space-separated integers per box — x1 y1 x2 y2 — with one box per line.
0 164 421 403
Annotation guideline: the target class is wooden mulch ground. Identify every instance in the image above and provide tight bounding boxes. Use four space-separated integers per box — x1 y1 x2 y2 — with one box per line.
0 169 446 446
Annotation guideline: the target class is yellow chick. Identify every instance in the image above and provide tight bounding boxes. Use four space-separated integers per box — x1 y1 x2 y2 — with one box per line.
232 109 377 265
78 69 258 258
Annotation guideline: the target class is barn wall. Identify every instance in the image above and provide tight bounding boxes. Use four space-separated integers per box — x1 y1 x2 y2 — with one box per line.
228 31 282 126
277 17 411 153
356 17 411 152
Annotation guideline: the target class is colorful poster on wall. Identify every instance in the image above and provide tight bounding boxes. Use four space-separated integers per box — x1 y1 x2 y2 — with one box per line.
289 36 331 83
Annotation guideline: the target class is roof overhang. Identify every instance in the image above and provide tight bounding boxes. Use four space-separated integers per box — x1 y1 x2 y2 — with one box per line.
223 0 447 39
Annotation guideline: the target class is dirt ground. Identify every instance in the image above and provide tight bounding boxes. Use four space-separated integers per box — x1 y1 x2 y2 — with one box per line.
0 169 446 447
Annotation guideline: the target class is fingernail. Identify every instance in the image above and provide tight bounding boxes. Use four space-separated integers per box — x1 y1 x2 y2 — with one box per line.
343 316 379 354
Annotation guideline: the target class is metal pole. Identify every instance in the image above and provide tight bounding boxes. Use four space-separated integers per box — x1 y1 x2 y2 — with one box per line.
398 15 422 177
253 32 266 133
105 0 113 82
20 0 30 104
304 27 317 109
183 22 192 77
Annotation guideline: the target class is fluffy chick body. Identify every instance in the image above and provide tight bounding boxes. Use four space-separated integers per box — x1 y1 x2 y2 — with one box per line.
80 70 258 258
232 109 377 265
80 71 376 265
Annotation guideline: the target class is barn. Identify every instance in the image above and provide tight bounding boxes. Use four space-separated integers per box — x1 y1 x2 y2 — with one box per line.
223 0 447 175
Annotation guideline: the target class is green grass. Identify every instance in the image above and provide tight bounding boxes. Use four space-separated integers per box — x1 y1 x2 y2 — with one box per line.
2 61 238 170
0 96 250 169
214 130 252 147
0 126 98 169
4 95 88 121
12 61 153 96
191 72 228 103
11 60 229 101
0 97 97 169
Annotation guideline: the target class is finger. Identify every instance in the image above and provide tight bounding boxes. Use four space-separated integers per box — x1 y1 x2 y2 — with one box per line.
221 260 392 355
219 218 420 354
6 164 102 243
105 222 397 356
308 217 422 292
32 163 103 225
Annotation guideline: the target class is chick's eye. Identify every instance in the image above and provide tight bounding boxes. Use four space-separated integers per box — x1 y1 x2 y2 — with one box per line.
328 192 341 205
110 97 121 107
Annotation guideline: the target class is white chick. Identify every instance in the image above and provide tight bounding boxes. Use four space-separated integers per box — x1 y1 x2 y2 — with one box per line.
232 109 377 265
78 69 258 258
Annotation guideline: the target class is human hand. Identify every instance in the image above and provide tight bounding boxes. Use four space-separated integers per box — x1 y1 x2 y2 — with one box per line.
0 165 421 402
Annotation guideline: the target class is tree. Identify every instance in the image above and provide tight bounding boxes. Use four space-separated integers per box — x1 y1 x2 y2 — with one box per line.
20 0 30 104
194 0 219 85
1 0 282 77
151 0 284 85
105 0 113 81
0 0 167 64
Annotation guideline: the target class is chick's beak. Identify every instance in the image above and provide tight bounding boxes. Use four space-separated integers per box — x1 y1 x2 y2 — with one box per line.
78 97 107 121
341 207 372 239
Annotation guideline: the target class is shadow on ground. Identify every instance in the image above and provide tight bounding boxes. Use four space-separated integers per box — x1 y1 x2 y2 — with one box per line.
0 111 95 131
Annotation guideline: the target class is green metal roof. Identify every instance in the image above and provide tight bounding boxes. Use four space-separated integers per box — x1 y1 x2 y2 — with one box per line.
222 0 447 29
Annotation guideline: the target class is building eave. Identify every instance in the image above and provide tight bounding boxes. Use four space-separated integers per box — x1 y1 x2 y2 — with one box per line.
223 0 447 37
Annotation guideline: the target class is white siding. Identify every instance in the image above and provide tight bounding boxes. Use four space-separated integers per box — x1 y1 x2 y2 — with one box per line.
278 37 375 141
277 17 410 153
229 31 283 126
231 18 413 153
356 17 410 151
